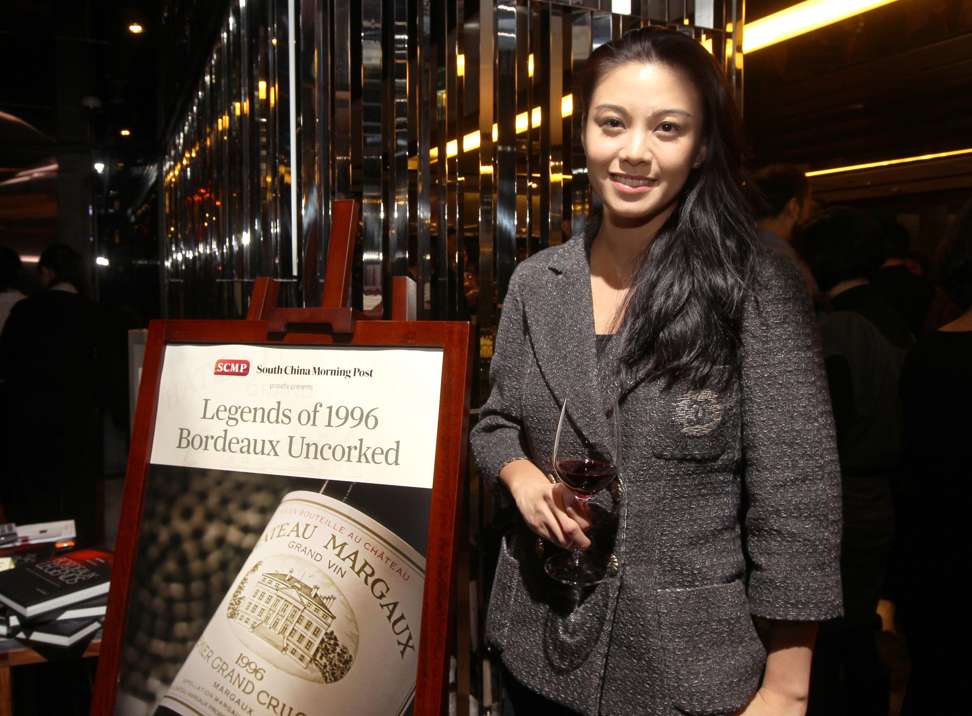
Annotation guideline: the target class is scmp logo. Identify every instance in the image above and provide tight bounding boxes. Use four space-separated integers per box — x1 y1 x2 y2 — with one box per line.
214 359 250 376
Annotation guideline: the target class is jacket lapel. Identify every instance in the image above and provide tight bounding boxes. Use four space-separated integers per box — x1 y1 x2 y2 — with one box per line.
522 238 615 458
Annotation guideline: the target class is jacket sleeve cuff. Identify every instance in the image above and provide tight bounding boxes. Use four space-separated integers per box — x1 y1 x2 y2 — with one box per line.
473 428 529 485
747 570 844 622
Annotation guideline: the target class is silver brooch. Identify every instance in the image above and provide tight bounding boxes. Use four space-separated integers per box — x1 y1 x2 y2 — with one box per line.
673 389 723 436
606 553 619 576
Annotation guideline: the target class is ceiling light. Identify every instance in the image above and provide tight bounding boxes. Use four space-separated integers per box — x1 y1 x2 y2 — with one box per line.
128 22 144 34
744 0 901 54
612 0 632 15
93 162 105 174
95 256 110 267
806 147 972 177
119 129 131 137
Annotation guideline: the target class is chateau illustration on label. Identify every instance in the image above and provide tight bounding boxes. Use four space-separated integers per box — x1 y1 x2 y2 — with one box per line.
227 560 358 684
159 490 425 716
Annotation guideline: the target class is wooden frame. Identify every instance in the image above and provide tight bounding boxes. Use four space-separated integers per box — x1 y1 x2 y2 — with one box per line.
93 318 471 715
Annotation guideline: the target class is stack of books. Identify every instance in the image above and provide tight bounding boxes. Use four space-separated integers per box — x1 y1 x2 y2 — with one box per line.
0 549 112 648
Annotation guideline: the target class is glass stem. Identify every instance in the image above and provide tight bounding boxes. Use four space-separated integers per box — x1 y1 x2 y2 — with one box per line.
570 548 582 569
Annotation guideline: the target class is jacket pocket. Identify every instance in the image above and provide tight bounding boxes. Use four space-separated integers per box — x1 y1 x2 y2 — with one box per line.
649 384 740 463
484 534 519 652
656 580 766 715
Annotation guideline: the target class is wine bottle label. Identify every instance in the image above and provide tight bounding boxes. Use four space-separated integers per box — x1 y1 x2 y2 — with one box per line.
160 490 425 716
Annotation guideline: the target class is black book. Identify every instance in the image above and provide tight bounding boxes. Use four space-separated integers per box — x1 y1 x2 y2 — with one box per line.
15 617 102 647
0 549 112 619
4 594 108 632
0 606 11 637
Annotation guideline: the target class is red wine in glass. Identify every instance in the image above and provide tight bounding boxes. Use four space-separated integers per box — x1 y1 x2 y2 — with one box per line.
555 458 617 499
544 397 621 587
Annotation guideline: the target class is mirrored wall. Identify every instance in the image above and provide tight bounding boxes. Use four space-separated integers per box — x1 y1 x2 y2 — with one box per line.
160 2 743 708
161 0 741 324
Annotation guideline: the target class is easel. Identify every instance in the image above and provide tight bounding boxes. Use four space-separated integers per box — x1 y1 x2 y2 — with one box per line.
246 198 417 331
92 199 471 716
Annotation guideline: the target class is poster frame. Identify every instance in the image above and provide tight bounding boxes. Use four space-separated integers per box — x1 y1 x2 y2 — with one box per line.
92 317 472 716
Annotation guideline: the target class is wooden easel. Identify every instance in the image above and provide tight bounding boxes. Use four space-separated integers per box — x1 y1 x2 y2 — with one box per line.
246 198 416 331
92 198 467 716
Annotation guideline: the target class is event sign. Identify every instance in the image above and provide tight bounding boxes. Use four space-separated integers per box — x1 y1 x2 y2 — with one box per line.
150 343 443 489
104 337 462 716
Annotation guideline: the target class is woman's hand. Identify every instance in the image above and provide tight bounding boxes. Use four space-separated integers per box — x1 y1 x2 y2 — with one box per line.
500 460 591 549
734 688 808 716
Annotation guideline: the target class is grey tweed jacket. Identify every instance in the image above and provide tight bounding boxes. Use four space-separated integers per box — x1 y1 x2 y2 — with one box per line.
470 236 843 716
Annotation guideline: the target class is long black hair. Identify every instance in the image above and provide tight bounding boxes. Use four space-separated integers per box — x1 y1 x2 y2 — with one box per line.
580 28 758 390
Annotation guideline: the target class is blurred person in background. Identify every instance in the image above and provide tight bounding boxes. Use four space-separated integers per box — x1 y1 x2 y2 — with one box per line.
0 246 26 519
749 163 818 296
799 208 913 351
0 246 25 333
871 219 934 337
796 207 904 716
0 243 108 545
897 198 972 716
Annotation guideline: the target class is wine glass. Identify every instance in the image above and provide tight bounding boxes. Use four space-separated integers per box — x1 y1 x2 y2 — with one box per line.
543 397 620 586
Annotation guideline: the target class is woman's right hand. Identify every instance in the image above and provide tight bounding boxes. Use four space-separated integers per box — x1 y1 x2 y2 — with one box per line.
500 460 591 550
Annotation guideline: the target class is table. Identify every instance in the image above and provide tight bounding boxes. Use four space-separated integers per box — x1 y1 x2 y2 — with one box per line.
0 637 100 716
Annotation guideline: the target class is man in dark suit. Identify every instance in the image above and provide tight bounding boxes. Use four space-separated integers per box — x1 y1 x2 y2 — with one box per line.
0 243 106 544
870 220 934 337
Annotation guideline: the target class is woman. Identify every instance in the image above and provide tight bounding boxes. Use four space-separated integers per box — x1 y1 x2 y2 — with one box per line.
897 198 972 716
470 28 842 716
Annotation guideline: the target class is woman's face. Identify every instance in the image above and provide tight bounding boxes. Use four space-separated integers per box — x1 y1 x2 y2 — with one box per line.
583 61 705 225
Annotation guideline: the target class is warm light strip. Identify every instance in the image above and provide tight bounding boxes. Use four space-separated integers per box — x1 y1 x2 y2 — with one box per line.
515 112 529 134
287 0 298 276
462 130 481 152
805 147 972 177
744 0 901 53
421 90 587 165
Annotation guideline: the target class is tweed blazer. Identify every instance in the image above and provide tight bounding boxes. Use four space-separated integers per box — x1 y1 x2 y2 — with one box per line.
470 236 843 716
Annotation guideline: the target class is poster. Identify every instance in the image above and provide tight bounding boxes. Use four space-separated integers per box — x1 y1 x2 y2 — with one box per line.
113 343 443 716
150 343 443 489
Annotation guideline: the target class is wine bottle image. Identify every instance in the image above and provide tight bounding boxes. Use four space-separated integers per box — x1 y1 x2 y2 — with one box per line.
156 490 425 716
